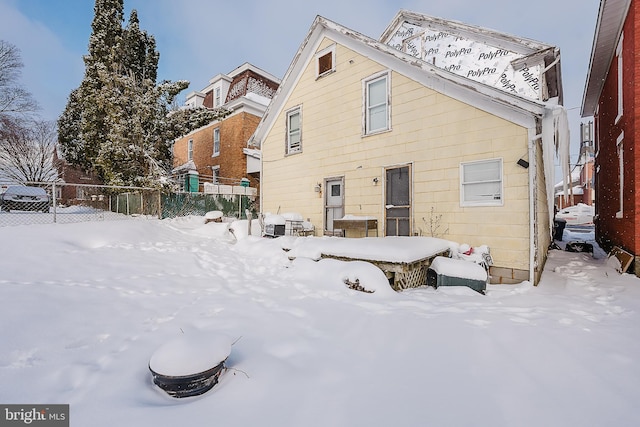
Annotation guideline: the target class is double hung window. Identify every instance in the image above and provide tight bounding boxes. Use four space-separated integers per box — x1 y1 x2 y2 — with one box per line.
286 107 301 154
364 72 390 135
460 159 503 206
213 128 220 156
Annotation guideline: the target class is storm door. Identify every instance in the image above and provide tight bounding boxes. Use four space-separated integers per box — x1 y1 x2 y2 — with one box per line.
324 177 344 235
385 165 411 236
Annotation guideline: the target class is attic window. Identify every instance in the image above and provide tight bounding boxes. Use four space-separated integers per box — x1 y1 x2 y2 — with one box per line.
316 45 336 78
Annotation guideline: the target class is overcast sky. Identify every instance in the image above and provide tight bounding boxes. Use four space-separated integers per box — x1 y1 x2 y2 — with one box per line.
0 0 601 168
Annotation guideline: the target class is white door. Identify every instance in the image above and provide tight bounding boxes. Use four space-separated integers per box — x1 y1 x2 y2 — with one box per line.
324 178 344 235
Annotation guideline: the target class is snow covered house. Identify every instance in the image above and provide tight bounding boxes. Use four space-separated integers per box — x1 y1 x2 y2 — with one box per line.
172 63 280 192
581 0 639 275
554 122 595 209
251 11 569 285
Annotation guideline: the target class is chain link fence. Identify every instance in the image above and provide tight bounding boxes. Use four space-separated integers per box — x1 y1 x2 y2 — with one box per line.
0 181 256 227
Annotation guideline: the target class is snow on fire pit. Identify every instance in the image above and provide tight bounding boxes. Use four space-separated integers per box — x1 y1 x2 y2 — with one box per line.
149 332 231 398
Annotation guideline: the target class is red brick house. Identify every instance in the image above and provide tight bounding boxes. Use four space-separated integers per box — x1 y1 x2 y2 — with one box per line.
53 148 102 204
172 63 279 192
582 0 638 274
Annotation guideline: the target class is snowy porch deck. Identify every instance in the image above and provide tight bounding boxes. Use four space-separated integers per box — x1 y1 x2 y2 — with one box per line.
289 236 451 291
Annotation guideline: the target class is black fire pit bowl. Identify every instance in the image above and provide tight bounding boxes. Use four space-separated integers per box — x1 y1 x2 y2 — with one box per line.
149 359 226 398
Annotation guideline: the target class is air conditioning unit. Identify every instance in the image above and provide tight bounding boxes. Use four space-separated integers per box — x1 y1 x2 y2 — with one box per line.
264 223 285 237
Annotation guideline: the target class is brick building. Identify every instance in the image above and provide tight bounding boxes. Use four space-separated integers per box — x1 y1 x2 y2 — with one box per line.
53 148 102 204
582 0 639 274
172 63 280 192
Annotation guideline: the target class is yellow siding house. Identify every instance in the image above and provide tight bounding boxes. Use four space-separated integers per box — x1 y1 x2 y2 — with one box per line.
251 12 569 285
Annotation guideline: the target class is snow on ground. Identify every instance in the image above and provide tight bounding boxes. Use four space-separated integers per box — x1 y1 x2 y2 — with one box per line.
1 217 639 426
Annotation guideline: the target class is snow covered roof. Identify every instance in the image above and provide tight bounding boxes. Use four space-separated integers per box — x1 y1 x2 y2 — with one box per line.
243 148 261 159
555 168 582 189
379 10 563 103
227 62 282 85
582 0 632 117
225 93 272 117
252 14 561 148
251 12 569 231
288 236 451 264
245 92 272 107
555 185 584 197
171 160 197 174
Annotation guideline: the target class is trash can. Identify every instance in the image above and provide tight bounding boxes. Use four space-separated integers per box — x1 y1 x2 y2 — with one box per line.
553 218 567 241
427 257 487 294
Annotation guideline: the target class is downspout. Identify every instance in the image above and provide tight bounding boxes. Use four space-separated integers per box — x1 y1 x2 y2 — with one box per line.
527 128 537 285
258 139 264 215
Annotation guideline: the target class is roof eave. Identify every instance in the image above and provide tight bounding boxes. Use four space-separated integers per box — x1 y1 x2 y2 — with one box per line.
252 15 553 146
380 10 554 54
581 0 631 117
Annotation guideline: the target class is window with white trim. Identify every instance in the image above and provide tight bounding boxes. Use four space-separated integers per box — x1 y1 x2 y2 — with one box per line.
364 72 390 135
213 128 220 156
615 33 624 124
212 166 220 184
594 104 600 157
460 159 503 206
188 139 193 161
617 132 624 218
316 44 335 78
286 107 301 154
215 87 221 107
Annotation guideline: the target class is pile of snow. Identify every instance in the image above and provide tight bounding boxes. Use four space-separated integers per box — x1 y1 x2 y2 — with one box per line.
450 242 491 266
1 217 639 426
340 214 377 220
430 256 488 281
281 212 303 222
229 219 262 239
149 332 231 377
204 210 224 221
263 214 286 225
287 236 451 263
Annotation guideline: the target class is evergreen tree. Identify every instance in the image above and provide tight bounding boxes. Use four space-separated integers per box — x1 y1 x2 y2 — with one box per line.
120 10 158 82
58 0 124 180
57 0 220 188
86 0 124 72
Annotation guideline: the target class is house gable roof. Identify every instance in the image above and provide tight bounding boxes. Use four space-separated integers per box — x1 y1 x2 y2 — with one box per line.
252 14 557 147
379 10 562 103
581 0 631 117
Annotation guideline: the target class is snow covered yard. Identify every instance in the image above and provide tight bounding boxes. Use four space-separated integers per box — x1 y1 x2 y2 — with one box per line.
1 218 639 426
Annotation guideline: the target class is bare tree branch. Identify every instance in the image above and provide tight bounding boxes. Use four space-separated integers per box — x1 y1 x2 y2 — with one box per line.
0 40 39 118
0 117 58 182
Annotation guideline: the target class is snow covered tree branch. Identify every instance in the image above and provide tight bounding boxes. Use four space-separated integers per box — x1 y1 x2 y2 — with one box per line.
57 0 209 189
